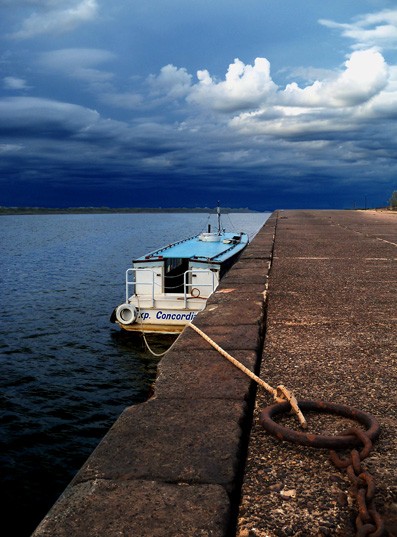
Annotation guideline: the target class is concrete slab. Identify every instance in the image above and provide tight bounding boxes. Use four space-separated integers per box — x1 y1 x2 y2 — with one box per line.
194 291 265 327
261 322 396 413
175 323 262 352
73 398 247 492
221 260 271 285
155 349 257 400
33 479 230 537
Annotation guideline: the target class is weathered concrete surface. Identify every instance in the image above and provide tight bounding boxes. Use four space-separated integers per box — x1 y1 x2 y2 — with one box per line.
237 210 397 537
33 480 230 537
32 213 277 537
71 399 246 490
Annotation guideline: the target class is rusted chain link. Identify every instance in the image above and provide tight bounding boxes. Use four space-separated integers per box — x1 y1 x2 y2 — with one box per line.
260 400 385 536
260 400 380 448
329 428 385 537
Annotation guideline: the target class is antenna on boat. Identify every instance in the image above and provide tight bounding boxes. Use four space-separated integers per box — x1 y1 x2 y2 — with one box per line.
217 201 221 235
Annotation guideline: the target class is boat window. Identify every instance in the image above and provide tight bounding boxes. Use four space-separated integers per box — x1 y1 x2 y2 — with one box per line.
165 258 182 273
164 258 189 293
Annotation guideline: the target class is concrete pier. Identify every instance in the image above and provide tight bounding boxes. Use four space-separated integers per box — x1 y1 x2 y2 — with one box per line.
32 210 396 537
238 210 397 537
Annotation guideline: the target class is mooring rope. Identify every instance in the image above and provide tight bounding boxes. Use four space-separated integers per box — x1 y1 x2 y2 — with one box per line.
141 332 173 357
135 295 174 357
187 322 307 428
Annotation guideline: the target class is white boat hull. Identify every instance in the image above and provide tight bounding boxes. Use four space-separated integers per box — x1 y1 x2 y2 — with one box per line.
117 307 200 333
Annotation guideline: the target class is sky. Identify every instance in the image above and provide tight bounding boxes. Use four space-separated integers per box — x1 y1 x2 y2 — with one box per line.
1 0 397 210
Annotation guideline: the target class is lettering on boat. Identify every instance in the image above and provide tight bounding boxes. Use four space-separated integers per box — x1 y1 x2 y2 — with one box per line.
155 311 197 321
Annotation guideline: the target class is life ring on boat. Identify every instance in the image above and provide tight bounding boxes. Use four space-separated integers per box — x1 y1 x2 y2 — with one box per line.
115 304 137 325
190 287 200 298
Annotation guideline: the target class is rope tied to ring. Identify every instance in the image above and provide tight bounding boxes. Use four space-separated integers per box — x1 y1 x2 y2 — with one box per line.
187 323 307 429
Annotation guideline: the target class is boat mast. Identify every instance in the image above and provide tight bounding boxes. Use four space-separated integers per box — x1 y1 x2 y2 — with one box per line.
217 201 221 235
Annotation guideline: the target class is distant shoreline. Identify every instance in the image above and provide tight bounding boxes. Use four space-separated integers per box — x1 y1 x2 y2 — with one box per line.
0 207 263 215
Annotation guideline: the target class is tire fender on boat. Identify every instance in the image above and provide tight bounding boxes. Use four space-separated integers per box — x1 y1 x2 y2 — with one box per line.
115 303 137 325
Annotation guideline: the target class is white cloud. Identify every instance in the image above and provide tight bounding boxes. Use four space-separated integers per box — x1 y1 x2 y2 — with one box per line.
0 143 23 153
230 107 349 139
149 64 192 99
9 0 98 39
143 44 396 162
187 57 277 112
281 49 389 108
153 49 389 117
0 96 100 132
320 9 397 51
3 76 30 90
364 65 397 118
39 48 115 83
0 96 146 154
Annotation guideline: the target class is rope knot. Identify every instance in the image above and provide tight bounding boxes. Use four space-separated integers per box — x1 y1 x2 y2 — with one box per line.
275 385 307 429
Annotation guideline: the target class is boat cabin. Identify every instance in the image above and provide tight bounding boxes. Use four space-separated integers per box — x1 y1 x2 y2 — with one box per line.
112 228 248 333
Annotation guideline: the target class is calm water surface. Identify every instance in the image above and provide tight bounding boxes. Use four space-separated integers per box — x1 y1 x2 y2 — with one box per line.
0 212 269 536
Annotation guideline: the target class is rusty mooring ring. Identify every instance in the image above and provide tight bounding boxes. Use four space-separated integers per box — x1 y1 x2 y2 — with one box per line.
260 400 380 449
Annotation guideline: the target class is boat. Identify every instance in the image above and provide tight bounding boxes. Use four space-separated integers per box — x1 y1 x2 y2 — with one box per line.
110 206 249 334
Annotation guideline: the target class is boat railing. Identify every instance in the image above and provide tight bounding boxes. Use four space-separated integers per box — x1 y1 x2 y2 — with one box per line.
126 268 216 309
126 268 160 306
183 269 216 308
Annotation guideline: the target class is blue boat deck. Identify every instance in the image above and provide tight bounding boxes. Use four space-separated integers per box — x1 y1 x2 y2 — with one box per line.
136 232 248 263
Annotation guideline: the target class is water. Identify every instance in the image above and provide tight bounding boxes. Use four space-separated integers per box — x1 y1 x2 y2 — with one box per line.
0 211 269 536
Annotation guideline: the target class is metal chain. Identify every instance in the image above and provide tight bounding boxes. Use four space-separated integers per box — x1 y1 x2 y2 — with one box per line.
329 428 385 537
260 401 385 536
